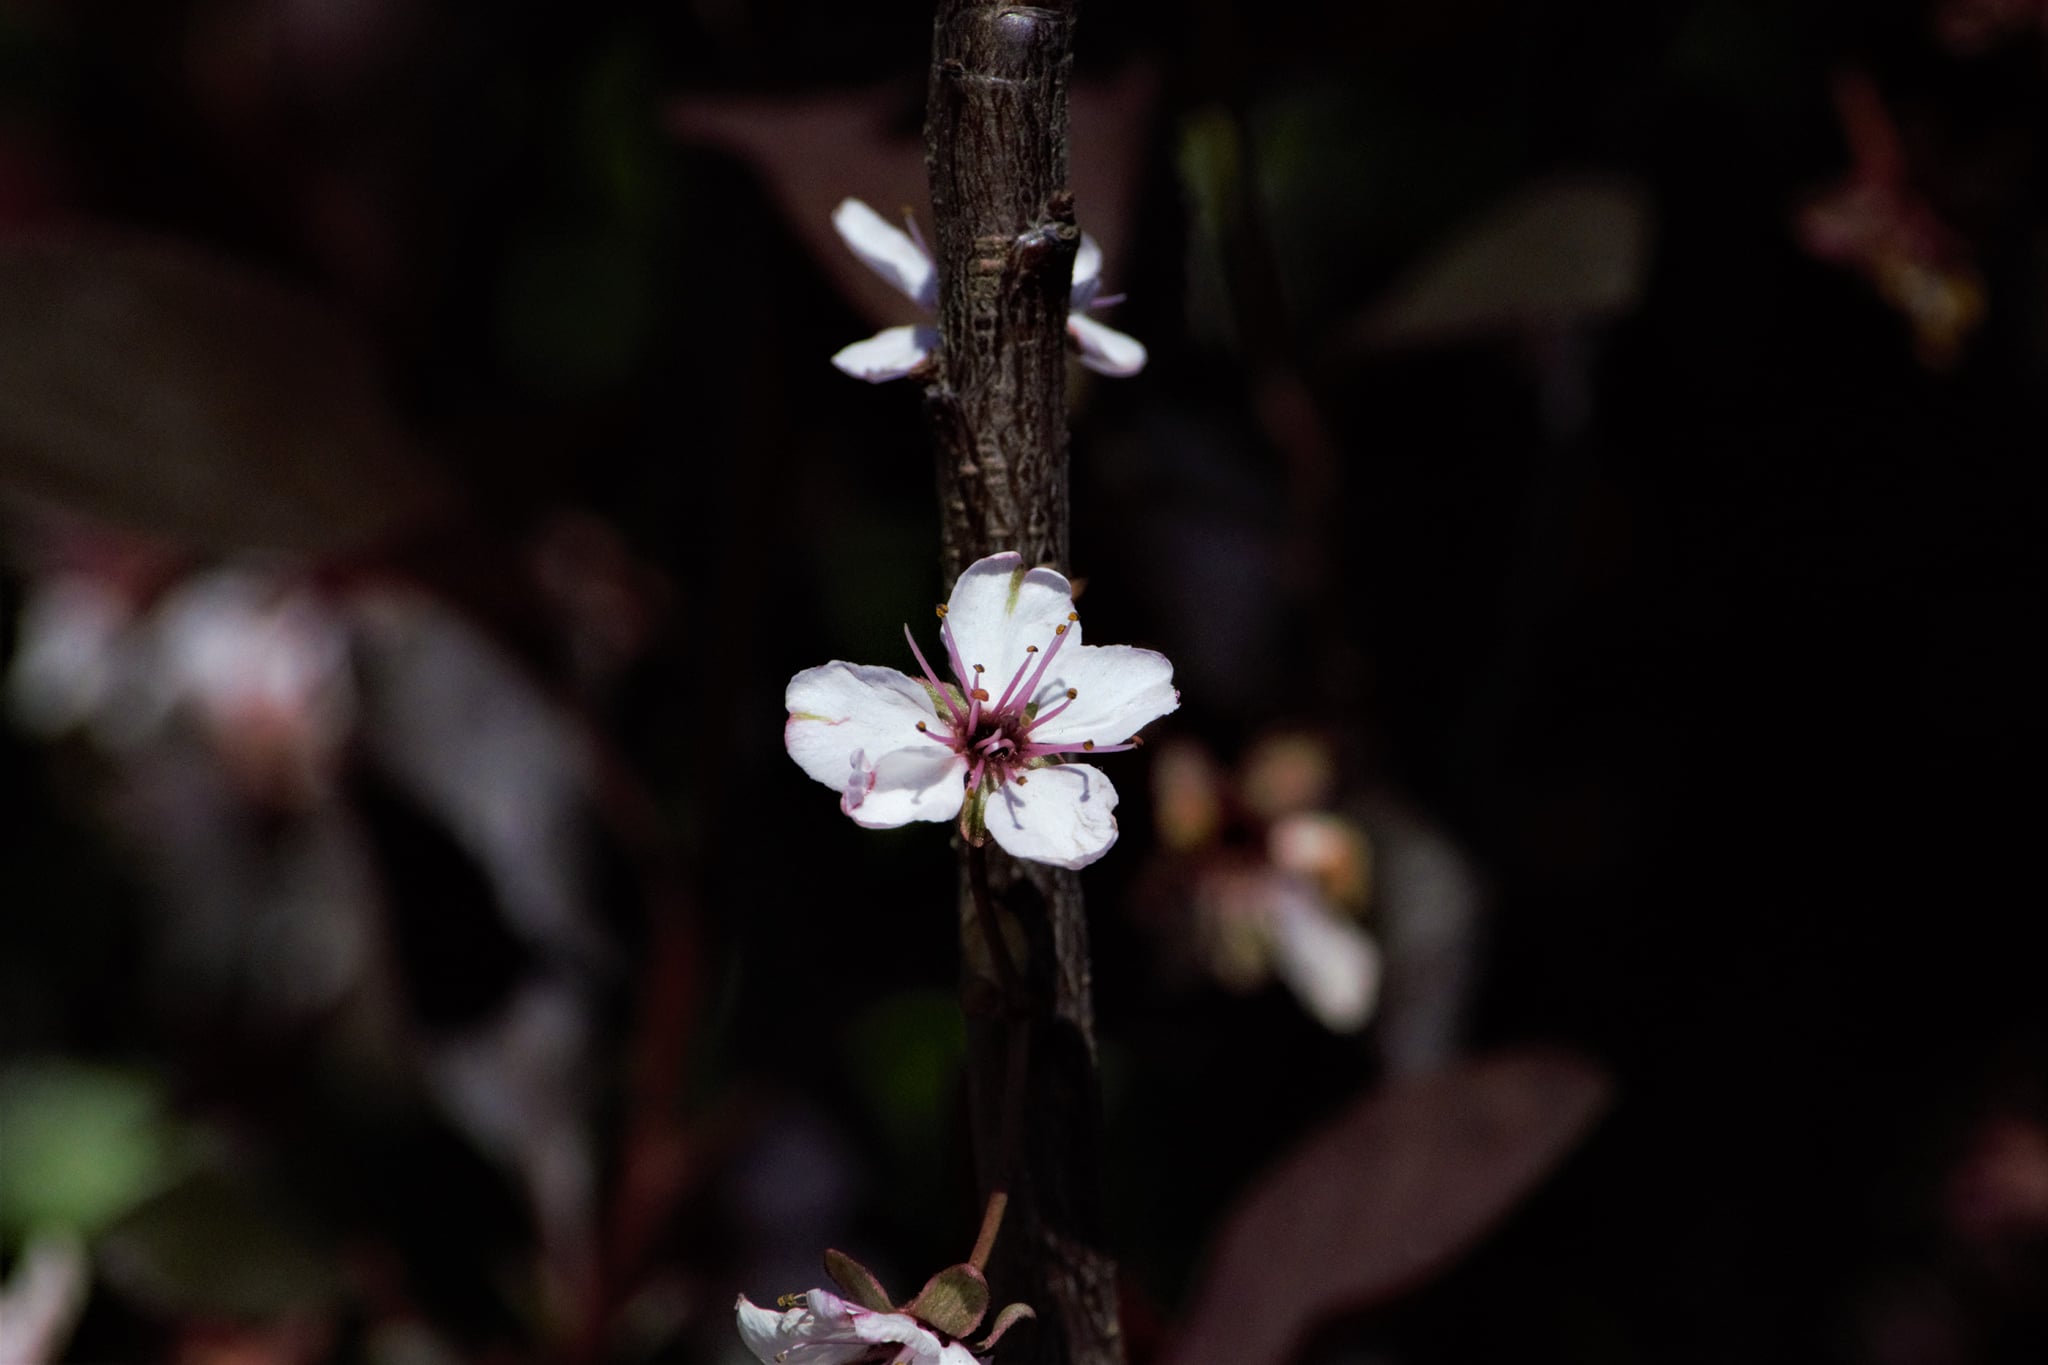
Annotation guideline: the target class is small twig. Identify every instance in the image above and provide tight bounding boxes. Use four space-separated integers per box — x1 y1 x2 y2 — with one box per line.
970 1190 1011 1272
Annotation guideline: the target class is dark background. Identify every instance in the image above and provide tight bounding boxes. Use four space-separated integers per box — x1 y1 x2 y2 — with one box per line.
3 1 2046 1362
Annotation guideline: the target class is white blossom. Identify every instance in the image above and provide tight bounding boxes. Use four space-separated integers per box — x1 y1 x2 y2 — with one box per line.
736 1290 982 1365
829 198 1147 382
786 553 1177 869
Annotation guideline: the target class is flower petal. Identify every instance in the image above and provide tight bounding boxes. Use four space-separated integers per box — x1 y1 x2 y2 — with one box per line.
1068 313 1147 377
1028 643 1178 748
943 552 1079 686
846 745 967 829
849 1309 938 1353
986 762 1119 869
831 198 937 309
786 663 941 792
734 1295 875 1365
832 325 939 383
1069 233 1104 310
1265 881 1381 1033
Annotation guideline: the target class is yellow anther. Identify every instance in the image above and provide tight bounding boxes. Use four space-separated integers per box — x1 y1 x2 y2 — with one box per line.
1065 687 1077 699
972 688 990 701
1026 644 1039 653
1055 624 1067 636
1067 611 1078 621
974 663 985 673
936 604 949 618
916 720 928 731
1082 740 1095 751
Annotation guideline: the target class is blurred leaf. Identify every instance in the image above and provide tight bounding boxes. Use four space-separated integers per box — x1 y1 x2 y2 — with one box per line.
0 1061 181 1243
0 231 446 553
98 1170 340 1318
1349 177 1652 349
1164 1048 1611 1365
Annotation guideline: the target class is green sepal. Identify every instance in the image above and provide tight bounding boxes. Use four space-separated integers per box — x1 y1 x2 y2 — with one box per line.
917 679 968 723
900 1261 989 1339
960 788 988 843
977 1302 1037 1351
822 1248 895 1313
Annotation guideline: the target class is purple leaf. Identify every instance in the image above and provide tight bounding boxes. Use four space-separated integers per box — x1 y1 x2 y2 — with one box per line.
1165 1048 1612 1365
0 229 446 554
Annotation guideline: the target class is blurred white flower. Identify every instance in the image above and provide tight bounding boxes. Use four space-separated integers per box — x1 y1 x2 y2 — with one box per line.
1155 735 1383 1033
829 198 1147 382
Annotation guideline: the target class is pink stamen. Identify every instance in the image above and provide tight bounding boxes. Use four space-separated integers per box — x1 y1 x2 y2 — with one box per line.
940 617 973 691
1030 740 1138 756
1091 292 1126 309
916 723 954 747
992 648 1038 714
1018 617 1077 709
1023 694 1074 733
904 625 966 729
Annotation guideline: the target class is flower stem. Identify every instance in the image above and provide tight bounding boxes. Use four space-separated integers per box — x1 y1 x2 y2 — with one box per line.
969 1190 1009 1273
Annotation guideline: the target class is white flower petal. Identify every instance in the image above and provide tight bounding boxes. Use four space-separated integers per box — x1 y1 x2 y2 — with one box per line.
832 324 939 383
1265 882 1381 1033
985 762 1119 869
831 198 937 309
736 1296 795 1364
1069 233 1104 309
1068 313 1147 377
1028 643 1178 748
735 1295 874 1365
786 662 942 793
943 552 1079 686
849 1309 940 1353
846 745 967 829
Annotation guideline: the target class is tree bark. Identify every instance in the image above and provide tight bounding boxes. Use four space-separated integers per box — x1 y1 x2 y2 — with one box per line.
922 6 1124 1365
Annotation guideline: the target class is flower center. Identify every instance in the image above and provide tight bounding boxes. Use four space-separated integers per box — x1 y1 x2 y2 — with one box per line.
902 604 1135 796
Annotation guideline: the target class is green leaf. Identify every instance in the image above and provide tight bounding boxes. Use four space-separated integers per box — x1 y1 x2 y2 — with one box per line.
0 1061 181 1243
900 1262 988 1340
823 1248 895 1313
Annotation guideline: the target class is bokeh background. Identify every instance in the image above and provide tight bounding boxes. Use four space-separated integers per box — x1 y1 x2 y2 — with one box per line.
4 1 2047 1362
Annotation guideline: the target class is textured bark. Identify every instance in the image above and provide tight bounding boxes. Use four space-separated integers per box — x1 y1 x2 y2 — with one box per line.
922 6 1124 1365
